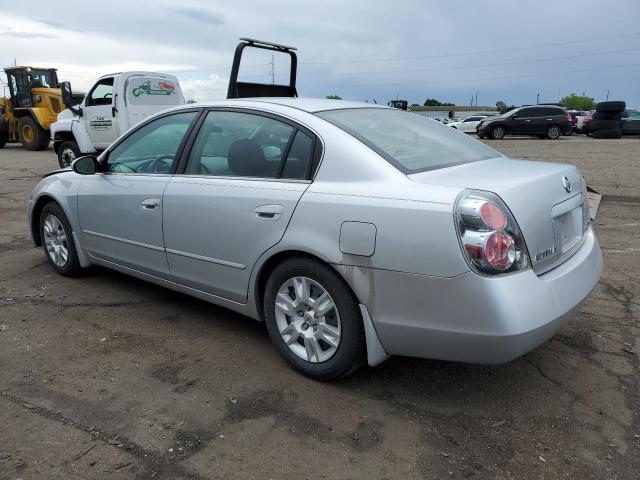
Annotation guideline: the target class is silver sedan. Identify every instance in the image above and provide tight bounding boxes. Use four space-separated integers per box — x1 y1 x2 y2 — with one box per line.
28 98 603 380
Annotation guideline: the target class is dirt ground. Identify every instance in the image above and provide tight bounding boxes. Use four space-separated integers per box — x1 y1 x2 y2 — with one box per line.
0 135 638 480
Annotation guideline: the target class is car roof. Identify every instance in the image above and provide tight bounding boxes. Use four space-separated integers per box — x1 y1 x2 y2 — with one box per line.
184 97 388 113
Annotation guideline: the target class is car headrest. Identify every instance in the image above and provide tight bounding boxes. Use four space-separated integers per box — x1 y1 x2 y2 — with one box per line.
227 139 268 177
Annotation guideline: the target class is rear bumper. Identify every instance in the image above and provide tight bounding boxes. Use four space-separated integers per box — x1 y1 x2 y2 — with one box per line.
366 227 602 364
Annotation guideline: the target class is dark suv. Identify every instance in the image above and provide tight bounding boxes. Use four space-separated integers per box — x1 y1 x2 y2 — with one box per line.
477 105 572 140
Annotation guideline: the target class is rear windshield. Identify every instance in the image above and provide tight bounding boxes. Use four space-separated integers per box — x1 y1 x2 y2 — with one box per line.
316 108 500 173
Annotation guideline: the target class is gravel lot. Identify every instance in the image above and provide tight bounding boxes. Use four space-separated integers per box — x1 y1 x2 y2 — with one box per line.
1 136 638 479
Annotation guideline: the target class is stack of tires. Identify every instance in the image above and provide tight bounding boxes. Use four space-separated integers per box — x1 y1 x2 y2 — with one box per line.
590 101 625 139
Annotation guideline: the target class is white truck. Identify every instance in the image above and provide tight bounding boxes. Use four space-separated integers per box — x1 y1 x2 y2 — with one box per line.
52 71 185 167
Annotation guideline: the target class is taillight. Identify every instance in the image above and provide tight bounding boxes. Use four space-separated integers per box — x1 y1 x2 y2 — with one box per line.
454 190 530 275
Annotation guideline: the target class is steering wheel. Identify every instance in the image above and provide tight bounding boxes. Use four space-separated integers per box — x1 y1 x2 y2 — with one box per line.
145 155 175 174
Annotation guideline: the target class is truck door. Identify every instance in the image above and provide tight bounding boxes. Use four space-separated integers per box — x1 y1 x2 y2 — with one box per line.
83 77 118 149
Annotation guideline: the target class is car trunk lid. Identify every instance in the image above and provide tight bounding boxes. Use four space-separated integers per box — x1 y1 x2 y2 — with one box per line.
409 157 589 274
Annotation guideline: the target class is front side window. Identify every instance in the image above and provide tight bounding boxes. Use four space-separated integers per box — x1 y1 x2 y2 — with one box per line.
317 108 500 173
105 111 197 174
87 78 114 106
185 111 313 179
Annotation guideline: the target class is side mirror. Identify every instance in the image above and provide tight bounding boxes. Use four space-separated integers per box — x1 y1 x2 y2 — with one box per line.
72 155 98 175
60 81 83 117
60 81 73 107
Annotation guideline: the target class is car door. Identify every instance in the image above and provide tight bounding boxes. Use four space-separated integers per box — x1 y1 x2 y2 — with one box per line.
83 77 118 148
511 107 539 134
163 109 317 303
77 110 199 280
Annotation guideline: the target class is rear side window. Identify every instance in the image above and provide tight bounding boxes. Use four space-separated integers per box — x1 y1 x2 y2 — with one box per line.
317 108 500 173
184 111 313 180
542 107 564 116
281 130 314 179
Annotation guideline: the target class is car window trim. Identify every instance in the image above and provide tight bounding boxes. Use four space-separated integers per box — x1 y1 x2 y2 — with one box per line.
99 107 204 175
174 106 322 181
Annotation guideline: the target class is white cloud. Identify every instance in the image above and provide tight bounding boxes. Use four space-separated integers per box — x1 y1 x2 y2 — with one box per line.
180 73 229 102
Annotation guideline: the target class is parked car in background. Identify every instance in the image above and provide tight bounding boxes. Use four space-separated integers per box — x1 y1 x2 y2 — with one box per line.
440 117 460 124
576 110 594 133
447 115 490 133
477 105 572 139
567 110 587 132
28 99 602 380
621 109 640 135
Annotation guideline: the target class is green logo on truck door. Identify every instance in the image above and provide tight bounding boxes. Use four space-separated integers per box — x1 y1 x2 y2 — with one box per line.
132 81 176 97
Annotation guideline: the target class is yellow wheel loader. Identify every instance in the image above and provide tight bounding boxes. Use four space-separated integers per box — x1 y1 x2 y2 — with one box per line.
0 67 74 150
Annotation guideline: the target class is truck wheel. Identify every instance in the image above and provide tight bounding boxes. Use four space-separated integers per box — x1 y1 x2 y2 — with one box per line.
18 116 50 151
58 141 81 168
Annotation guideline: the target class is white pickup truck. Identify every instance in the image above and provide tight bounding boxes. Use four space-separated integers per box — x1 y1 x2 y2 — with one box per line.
52 71 185 167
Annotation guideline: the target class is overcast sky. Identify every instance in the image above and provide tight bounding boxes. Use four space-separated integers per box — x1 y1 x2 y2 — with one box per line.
1 0 639 107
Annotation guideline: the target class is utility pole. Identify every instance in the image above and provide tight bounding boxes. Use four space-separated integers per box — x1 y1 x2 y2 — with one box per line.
605 89 610 101
474 91 478 106
536 93 540 105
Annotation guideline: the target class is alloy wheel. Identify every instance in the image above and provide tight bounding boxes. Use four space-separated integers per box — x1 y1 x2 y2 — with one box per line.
274 276 341 363
548 126 561 139
492 126 505 139
43 214 69 267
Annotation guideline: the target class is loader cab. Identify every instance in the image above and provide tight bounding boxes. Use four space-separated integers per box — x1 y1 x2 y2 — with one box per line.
227 38 298 99
5 67 59 110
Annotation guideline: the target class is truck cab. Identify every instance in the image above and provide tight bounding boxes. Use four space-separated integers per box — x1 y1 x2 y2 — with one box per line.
51 71 185 167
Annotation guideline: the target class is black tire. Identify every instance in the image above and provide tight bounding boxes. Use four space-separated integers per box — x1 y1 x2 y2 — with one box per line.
592 129 622 139
491 125 506 139
592 111 622 121
546 125 562 139
477 134 485 139
0 118 8 148
18 116 50 151
39 202 82 276
57 140 81 168
263 257 366 380
590 119 621 131
595 101 626 113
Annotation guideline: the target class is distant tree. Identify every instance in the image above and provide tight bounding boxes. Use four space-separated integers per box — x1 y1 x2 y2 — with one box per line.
186 99 197 104
559 93 595 111
326 95 342 100
424 98 454 107
496 100 517 114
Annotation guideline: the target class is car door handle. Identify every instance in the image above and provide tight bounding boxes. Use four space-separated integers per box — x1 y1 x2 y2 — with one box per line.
524 119 531 122
253 204 284 221
140 198 161 210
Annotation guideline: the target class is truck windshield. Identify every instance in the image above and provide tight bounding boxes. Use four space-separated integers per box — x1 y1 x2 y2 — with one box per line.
317 108 501 173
